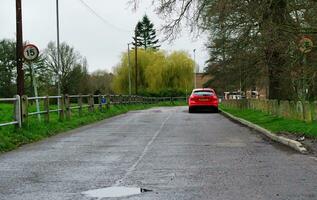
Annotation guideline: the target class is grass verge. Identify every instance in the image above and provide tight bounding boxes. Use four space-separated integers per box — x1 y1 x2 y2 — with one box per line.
220 105 317 138
0 101 185 153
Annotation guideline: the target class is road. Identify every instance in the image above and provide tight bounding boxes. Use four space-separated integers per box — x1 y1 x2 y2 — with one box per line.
0 106 317 200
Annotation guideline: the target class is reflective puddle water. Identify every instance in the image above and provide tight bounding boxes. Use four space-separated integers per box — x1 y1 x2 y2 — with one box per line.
82 187 151 199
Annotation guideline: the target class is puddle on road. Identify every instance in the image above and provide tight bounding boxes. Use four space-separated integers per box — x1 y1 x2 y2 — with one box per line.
82 187 152 199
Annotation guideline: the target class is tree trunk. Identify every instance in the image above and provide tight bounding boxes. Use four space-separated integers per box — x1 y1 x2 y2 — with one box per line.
261 0 289 100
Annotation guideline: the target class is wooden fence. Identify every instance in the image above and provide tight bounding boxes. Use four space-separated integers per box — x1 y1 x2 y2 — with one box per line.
222 99 317 123
0 95 21 128
0 94 186 128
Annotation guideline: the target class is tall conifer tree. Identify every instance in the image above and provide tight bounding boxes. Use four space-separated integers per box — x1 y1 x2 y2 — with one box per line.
133 15 160 50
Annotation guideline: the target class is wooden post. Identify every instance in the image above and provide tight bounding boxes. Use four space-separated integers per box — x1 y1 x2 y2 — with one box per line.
303 101 312 123
313 101 317 122
21 95 28 125
44 96 50 123
112 95 115 105
124 95 127 105
98 94 102 111
14 95 22 128
89 94 94 112
65 94 71 120
106 95 110 110
78 94 83 116
119 95 123 105
59 95 65 121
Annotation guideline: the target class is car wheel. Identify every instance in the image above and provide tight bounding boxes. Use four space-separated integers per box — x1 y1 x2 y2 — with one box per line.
189 107 194 113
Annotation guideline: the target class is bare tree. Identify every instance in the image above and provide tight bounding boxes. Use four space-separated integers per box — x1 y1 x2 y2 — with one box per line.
133 0 317 100
44 42 81 94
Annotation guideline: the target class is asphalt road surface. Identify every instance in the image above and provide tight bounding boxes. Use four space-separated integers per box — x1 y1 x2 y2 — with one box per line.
0 106 317 200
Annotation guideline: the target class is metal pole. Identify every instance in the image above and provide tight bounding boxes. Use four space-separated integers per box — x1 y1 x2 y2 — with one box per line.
30 63 41 121
134 31 138 95
193 49 196 88
56 0 61 114
16 0 24 96
128 43 132 95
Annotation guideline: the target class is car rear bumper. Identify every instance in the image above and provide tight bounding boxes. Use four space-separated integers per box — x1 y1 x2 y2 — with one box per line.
188 105 219 113
189 102 218 107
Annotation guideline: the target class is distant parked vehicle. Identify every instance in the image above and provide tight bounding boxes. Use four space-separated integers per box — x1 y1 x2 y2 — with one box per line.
188 88 219 113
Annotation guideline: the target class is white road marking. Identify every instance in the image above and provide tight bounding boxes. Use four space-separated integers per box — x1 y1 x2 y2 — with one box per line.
114 111 173 186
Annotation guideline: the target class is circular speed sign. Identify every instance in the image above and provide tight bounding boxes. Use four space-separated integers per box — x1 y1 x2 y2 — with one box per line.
23 44 39 61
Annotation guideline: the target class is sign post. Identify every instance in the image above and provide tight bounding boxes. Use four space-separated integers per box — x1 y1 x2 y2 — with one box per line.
299 36 314 101
23 44 41 121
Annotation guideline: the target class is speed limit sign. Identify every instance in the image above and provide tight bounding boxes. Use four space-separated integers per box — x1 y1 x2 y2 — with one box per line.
23 44 39 61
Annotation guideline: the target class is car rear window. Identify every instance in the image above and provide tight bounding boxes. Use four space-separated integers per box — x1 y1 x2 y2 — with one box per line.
193 91 214 96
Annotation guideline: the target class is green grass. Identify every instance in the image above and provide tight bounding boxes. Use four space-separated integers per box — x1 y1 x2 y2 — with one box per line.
0 101 186 153
220 105 317 138
0 103 15 123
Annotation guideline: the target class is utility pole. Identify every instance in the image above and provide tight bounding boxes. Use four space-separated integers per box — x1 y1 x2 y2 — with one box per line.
193 49 197 89
16 0 24 96
134 30 138 95
56 0 61 112
127 43 132 95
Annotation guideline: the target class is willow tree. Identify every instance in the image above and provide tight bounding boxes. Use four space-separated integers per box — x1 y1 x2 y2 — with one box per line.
112 49 194 95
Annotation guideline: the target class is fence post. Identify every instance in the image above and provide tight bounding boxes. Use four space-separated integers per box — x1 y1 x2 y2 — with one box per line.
296 101 304 120
98 95 102 111
44 96 50 123
124 95 127 105
78 94 83 116
59 95 65 121
119 95 123 105
14 95 22 128
312 101 317 122
89 94 94 112
65 94 71 120
21 95 28 125
303 101 312 123
106 95 110 110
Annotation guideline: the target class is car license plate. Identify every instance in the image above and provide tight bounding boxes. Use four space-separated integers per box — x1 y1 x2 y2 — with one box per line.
199 99 209 101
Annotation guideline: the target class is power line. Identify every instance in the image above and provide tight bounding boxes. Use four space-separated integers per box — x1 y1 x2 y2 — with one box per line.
77 0 131 33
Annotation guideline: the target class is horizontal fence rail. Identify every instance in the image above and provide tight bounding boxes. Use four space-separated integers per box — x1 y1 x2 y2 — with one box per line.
0 95 21 128
0 94 186 129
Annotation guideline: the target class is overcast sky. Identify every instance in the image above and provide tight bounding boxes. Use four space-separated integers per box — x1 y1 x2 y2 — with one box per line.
0 0 209 73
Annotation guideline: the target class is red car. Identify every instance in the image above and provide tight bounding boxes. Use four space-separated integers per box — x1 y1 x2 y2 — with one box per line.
188 88 219 113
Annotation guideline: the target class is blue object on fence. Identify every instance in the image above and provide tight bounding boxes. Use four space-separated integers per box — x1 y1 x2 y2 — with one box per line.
101 96 106 104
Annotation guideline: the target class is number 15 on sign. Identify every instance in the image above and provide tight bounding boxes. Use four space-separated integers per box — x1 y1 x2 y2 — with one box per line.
23 44 39 61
